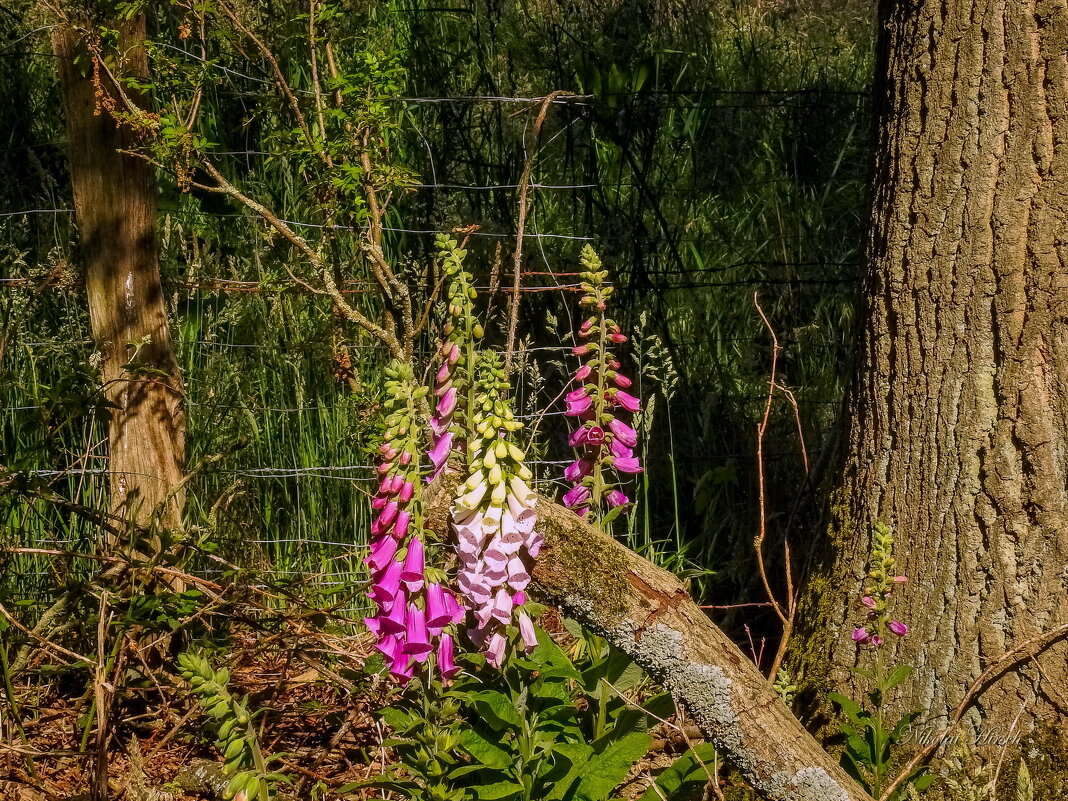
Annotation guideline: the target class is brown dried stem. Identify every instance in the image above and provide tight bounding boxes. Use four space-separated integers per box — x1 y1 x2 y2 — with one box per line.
504 90 573 377
753 294 801 680
879 622 1068 801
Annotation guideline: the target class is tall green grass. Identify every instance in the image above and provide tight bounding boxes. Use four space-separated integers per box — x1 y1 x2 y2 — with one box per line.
1 0 875 618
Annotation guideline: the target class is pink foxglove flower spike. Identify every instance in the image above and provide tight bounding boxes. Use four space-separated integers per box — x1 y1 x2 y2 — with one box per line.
364 362 464 684
562 245 643 523
449 351 543 666
851 523 909 649
427 235 482 483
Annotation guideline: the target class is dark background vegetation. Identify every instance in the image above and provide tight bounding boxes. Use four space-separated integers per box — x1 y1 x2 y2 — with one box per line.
1 0 875 641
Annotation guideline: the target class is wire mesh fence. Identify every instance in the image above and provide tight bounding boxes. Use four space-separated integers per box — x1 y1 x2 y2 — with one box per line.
2 67 869 612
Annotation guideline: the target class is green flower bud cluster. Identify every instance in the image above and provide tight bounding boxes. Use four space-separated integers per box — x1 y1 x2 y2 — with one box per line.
578 244 613 311
864 522 900 604
177 652 283 801
432 235 482 463
460 352 534 497
437 235 484 342
382 361 428 473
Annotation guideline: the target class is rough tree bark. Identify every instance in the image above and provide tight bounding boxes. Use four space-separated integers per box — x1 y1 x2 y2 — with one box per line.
52 19 185 545
796 0 1068 783
425 476 872 801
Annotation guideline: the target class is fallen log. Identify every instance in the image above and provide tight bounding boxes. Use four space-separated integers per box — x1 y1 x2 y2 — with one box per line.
426 476 871 801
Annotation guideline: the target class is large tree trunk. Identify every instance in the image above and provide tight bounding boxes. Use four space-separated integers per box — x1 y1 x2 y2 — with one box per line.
53 19 185 546
797 0 1068 779
424 475 872 801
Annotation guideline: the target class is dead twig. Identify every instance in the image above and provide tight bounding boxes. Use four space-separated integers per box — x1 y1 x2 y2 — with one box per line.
0 599 91 666
752 294 800 680
504 90 573 377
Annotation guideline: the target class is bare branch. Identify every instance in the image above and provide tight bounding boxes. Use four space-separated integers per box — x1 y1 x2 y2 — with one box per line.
504 90 572 377
195 161 402 356
879 622 1068 801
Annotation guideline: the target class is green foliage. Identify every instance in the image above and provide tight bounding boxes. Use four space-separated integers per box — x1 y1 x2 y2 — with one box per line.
934 739 996 801
364 623 659 801
177 651 290 801
1 0 875 612
829 685 929 800
637 744 718 801
773 667 796 707
829 526 931 800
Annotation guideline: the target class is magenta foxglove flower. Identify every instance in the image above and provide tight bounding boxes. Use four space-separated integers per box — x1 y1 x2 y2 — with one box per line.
425 582 451 628
437 387 458 417
611 390 641 413
399 538 425 592
564 458 594 482
380 597 408 635
379 500 399 527
888 620 908 636
428 431 453 475
560 246 643 522
608 418 637 448
563 484 591 508
611 455 643 474
565 394 594 416
366 535 399 571
404 603 434 658
437 633 459 681
366 361 465 684
518 610 538 649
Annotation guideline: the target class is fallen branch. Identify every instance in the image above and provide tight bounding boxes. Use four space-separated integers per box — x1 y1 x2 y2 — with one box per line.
425 474 870 801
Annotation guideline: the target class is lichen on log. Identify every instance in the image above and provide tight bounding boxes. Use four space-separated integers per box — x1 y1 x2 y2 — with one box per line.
425 474 871 801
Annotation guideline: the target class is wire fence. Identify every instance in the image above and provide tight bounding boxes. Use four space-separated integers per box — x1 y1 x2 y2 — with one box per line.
2 74 865 614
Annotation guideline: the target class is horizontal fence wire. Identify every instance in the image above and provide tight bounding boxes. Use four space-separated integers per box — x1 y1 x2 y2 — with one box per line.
3 66 860 607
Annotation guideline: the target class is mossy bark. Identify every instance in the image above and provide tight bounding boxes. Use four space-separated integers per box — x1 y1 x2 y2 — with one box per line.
426 474 871 801
794 0 1068 783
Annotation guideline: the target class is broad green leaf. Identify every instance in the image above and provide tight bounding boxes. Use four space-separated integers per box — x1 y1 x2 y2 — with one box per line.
640 692 675 722
912 772 935 791
457 728 513 769
637 744 717 801
883 664 913 692
827 691 865 726
575 731 652 801
378 706 417 732
469 690 523 730
545 741 595 801
603 708 650 741
611 660 646 694
478 780 525 800
448 764 492 780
